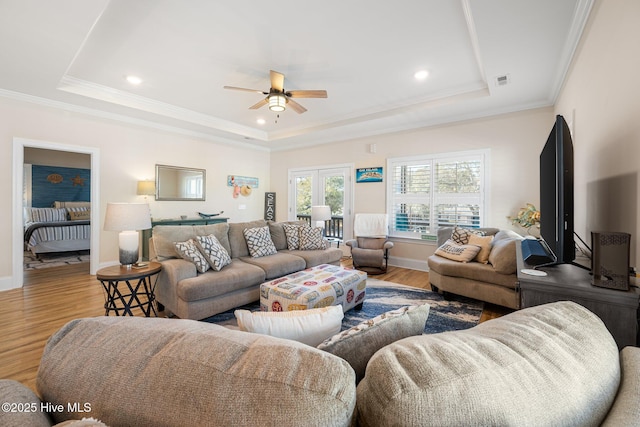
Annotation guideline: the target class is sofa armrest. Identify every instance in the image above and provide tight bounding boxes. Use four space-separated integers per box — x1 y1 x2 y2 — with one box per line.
155 258 197 312
0 380 52 427
602 346 640 426
344 239 357 249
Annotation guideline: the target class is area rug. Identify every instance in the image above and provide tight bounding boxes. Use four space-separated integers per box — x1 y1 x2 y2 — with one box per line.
23 250 90 270
202 279 484 335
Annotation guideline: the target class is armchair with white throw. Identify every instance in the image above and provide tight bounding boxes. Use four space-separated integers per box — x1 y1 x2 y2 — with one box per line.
345 213 394 274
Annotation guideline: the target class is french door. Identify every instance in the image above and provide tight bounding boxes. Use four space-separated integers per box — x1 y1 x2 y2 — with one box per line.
288 165 352 241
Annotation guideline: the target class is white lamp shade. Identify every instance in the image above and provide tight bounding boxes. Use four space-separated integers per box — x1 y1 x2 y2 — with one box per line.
311 205 332 222
104 203 152 231
137 180 156 196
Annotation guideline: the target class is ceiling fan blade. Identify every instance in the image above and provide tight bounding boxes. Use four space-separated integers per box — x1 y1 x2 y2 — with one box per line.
287 98 307 114
223 86 266 94
249 98 268 110
270 70 285 92
287 90 328 99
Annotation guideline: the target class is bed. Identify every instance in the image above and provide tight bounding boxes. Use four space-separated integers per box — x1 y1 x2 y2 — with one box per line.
24 201 91 255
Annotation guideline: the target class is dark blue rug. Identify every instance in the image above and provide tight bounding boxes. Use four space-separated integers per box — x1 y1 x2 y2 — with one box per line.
202 279 484 335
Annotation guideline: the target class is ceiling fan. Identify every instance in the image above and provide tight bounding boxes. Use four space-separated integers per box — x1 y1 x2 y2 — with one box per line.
223 70 327 114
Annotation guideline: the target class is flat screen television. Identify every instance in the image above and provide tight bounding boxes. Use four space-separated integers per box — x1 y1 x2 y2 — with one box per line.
539 114 574 264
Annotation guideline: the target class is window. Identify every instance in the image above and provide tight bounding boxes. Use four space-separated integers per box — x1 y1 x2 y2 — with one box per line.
387 150 488 239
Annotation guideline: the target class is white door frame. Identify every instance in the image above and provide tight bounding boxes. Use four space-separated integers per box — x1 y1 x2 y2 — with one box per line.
288 163 354 241
11 137 100 290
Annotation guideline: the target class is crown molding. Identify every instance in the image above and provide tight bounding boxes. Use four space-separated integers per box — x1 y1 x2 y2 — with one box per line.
0 88 270 152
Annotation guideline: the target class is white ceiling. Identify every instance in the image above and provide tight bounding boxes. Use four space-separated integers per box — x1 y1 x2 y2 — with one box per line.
0 0 593 151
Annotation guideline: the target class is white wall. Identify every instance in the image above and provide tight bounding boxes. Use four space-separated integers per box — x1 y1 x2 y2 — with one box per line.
0 97 270 288
555 0 640 268
271 107 553 270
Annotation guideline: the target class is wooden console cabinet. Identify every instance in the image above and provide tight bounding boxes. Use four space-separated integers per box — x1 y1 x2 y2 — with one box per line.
141 217 228 260
516 242 639 349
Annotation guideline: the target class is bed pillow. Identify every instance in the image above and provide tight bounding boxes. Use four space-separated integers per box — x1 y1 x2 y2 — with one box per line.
174 239 210 273
196 234 231 271
243 226 277 258
435 239 481 262
235 305 343 347
318 304 430 383
28 207 68 223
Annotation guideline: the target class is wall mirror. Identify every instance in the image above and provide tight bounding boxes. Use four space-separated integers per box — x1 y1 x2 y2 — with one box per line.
155 164 206 201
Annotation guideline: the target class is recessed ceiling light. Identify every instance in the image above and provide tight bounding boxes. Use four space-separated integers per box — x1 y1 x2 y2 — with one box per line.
126 75 143 85
414 70 429 81
256 118 266 125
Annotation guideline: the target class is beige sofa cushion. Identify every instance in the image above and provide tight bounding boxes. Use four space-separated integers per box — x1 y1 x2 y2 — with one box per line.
427 255 517 288
0 380 52 427
356 301 620 427
37 317 356 427
152 223 230 260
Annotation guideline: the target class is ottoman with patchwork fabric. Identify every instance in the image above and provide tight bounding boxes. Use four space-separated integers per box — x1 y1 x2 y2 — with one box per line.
260 264 367 312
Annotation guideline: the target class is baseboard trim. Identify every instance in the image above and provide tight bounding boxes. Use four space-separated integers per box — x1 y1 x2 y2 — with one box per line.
388 256 429 272
0 275 19 291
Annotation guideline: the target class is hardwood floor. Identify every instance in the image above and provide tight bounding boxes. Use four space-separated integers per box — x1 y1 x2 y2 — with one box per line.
0 259 511 394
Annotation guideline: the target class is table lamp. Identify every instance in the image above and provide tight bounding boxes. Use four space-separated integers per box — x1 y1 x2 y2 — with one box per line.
104 202 152 267
311 205 332 235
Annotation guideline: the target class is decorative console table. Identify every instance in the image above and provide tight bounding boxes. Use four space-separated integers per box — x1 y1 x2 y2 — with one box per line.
141 217 228 260
516 242 639 349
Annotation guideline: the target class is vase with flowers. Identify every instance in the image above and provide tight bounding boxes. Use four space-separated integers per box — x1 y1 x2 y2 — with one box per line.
508 203 540 236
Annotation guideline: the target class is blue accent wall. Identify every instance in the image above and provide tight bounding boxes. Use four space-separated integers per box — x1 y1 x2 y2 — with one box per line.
31 165 90 207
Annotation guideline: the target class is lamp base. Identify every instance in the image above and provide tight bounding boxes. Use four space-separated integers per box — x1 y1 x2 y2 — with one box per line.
119 230 139 267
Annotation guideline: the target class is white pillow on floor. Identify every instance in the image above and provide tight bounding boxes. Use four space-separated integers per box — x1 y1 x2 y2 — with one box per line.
235 305 344 347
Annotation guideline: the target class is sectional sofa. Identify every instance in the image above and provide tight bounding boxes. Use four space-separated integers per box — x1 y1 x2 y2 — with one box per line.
149 219 343 320
1 301 637 426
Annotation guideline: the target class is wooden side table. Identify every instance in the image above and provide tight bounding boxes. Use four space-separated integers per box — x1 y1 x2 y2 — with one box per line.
516 242 639 349
96 262 162 317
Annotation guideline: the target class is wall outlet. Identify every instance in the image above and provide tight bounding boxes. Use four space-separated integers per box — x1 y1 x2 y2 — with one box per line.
238 204 246 210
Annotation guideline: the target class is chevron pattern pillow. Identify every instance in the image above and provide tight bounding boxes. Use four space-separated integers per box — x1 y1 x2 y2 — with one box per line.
243 226 277 258
451 226 486 245
174 239 210 273
299 226 325 250
283 224 301 250
196 234 232 271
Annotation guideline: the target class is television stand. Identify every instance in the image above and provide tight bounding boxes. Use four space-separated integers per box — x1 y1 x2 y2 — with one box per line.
517 241 639 349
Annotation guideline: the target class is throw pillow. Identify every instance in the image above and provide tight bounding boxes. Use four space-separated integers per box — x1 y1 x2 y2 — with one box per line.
174 239 210 273
196 234 231 271
235 305 344 347
489 238 518 274
435 239 481 262
243 226 277 258
468 234 494 264
68 209 91 221
282 223 301 250
451 226 486 245
299 226 325 250
318 304 430 383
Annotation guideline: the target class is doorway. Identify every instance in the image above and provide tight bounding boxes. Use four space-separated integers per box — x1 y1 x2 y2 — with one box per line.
12 138 100 289
288 165 353 242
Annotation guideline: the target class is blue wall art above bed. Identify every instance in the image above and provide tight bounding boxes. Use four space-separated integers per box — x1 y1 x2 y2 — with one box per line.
31 165 90 207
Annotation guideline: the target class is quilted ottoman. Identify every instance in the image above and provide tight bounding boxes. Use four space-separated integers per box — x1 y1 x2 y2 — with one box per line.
260 264 367 312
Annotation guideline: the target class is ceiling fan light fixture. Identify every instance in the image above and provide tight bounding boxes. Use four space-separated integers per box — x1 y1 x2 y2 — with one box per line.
268 94 287 112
